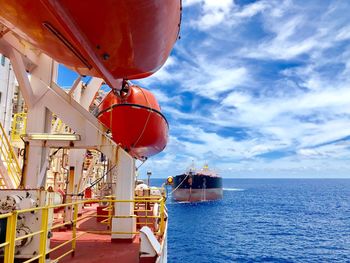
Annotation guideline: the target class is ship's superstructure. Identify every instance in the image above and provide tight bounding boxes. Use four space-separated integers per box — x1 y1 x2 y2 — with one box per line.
0 1 182 262
0 55 18 136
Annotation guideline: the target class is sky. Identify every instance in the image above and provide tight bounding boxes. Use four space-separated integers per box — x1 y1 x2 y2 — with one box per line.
58 0 350 178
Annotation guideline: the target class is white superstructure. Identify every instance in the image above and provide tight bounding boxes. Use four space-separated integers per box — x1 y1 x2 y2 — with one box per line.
0 54 17 135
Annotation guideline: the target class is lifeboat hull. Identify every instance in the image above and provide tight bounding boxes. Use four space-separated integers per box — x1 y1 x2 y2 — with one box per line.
97 87 168 159
0 0 181 83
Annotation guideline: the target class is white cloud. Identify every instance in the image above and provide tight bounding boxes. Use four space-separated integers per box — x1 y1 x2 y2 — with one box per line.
137 1 350 178
221 92 251 107
188 0 234 30
335 25 350 41
237 1 350 61
234 1 269 18
182 0 202 7
139 53 249 99
185 66 248 98
151 89 182 106
187 0 272 30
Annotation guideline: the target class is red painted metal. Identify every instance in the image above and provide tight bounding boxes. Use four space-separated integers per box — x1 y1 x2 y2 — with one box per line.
96 205 109 223
172 188 224 202
84 188 92 199
51 205 140 263
97 85 168 160
0 0 181 89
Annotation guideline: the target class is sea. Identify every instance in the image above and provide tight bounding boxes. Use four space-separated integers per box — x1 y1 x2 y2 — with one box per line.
152 178 350 263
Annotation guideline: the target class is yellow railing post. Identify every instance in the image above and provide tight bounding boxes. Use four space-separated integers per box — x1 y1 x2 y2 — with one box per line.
145 199 148 228
108 197 113 227
159 198 165 235
5 211 17 262
72 203 78 254
39 207 49 263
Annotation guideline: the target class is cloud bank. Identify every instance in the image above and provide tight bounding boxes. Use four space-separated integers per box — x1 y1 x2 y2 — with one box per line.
136 0 350 178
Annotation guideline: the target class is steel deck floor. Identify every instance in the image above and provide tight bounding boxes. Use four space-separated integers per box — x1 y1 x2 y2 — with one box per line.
49 205 140 263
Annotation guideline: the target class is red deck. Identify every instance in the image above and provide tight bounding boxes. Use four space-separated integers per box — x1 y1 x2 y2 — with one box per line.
49 205 140 263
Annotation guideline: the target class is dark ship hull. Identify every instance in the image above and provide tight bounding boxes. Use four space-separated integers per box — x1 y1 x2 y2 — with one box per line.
172 173 223 202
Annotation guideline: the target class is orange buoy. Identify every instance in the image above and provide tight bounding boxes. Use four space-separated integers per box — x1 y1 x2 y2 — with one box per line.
97 84 168 160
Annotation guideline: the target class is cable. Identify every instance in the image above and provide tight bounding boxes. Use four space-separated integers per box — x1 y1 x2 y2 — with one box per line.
136 159 147 170
168 173 190 196
49 147 62 158
131 86 152 149
78 164 117 196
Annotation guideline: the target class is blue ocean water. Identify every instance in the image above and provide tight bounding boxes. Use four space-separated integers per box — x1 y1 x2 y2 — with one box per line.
153 179 350 263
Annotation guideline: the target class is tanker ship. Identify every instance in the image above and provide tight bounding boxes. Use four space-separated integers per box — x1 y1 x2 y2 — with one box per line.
171 164 223 202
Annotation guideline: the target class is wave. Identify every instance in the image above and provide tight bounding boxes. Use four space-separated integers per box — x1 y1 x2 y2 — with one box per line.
223 188 244 191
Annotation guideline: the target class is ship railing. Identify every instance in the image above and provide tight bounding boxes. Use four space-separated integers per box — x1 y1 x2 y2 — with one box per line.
0 197 166 262
0 121 21 188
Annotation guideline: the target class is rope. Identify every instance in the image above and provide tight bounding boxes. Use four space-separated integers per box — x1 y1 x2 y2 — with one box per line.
168 173 190 196
136 159 147 170
100 84 153 157
131 86 152 149
78 164 117 196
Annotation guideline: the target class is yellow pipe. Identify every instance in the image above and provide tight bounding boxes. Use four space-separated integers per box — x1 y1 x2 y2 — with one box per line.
5 212 17 263
51 249 74 262
0 213 11 219
15 229 43 241
39 207 49 263
0 120 21 177
100 218 109 224
16 206 44 213
22 254 42 263
0 241 9 249
50 221 73 231
48 232 86 254
159 198 165 235
121 215 160 219
72 203 78 251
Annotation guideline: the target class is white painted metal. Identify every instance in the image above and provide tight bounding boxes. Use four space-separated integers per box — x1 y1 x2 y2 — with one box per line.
140 226 161 257
67 76 103 210
112 149 136 240
0 55 16 135
156 228 168 263
22 53 56 188
0 31 137 243
0 190 47 258
71 77 104 109
7 48 35 108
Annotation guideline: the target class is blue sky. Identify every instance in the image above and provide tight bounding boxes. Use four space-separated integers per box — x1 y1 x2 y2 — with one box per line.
58 0 350 178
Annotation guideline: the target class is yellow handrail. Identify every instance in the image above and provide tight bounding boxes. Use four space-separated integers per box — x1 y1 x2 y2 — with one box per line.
0 121 21 188
0 197 167 262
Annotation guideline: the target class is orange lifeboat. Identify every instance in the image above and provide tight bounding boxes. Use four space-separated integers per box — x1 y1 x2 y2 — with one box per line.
97 83 168 160
0 0 181 88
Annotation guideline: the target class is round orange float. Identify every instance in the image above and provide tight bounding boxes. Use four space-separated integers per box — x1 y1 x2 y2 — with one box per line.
97 83 168 160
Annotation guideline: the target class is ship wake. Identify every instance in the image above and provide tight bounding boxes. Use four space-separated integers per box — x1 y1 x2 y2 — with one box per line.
223 188 245 191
